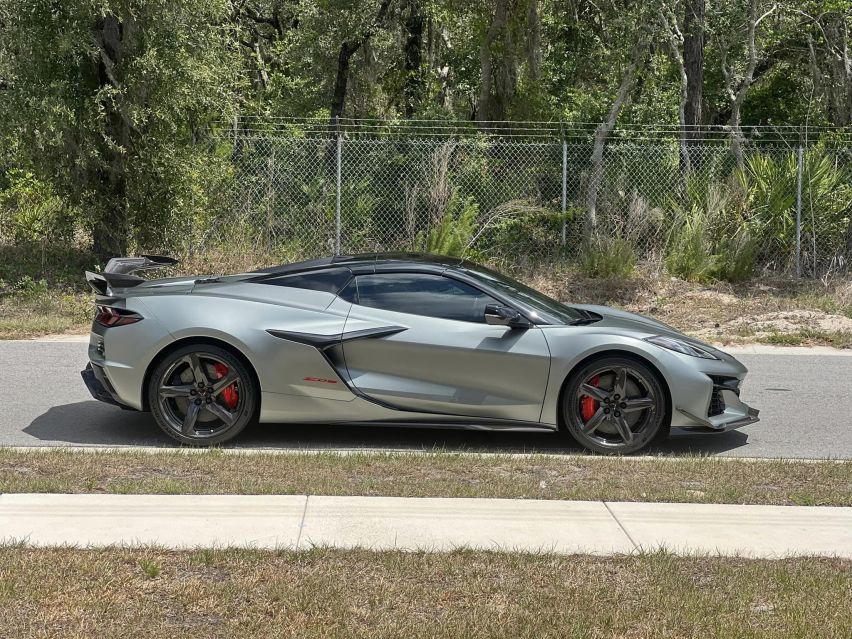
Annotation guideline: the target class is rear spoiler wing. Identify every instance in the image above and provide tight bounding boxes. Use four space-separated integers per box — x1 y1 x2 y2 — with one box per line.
85 255 178 295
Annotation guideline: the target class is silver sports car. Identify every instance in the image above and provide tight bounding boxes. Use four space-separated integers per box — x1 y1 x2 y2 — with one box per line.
81 253 759 453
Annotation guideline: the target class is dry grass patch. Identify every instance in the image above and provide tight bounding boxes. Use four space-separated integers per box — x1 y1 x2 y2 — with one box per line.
0 288 90 339
1 449 850 506
0 546 849 638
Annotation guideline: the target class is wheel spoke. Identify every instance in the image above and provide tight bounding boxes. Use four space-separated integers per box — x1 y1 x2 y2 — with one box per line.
185 353 208 385
159 384 194 399
622 396 654 413
211 371 239 396
581 407 607 435
182 401 201 435
612 414 635 444
613 367 628 397
579 383 609 402
204 400 237 426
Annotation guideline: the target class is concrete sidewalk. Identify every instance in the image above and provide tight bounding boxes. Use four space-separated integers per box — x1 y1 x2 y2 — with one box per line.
1 493 850 558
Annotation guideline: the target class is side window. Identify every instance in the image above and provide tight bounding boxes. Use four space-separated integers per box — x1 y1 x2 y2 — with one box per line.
351 273 498 323
264 268 352 295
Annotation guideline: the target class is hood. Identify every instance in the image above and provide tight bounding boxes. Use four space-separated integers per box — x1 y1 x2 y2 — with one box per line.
569 303 711 347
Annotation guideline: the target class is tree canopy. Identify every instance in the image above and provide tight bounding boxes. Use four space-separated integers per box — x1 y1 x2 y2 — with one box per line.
0 0 849 260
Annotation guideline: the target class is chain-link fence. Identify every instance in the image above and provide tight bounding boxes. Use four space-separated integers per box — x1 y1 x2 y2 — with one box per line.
203 121 851 279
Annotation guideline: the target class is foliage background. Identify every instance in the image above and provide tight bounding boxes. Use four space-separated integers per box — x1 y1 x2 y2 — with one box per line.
0 0 850 286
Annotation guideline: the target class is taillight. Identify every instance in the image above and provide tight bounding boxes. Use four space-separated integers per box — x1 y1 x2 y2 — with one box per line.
94 305 143 327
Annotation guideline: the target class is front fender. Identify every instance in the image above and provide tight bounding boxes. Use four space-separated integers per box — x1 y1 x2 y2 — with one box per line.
538 328 745 427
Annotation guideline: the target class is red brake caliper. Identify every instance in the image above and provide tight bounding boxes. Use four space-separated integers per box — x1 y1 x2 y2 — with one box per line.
581 375 600 422
212 362 239 410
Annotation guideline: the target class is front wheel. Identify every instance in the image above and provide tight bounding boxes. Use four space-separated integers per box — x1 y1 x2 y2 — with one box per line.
148 344 257 446
561 356 668 454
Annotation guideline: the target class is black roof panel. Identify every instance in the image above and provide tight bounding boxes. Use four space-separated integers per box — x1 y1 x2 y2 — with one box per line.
255 252 464 276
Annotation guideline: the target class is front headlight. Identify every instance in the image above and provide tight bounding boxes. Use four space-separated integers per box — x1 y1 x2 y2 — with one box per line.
644 335 719 360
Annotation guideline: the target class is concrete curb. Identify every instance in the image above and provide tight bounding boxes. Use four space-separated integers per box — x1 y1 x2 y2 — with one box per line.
1 493 850 559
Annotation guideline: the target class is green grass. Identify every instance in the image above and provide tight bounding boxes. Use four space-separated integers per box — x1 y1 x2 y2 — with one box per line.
137 558 161 579
759 329 852 348
0 546 849 638
1 449 850 506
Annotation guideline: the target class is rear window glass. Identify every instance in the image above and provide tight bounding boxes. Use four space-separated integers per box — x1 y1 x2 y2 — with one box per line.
264 268 352 294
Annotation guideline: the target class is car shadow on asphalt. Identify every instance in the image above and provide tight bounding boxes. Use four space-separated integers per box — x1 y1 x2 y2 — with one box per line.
22 400 750 456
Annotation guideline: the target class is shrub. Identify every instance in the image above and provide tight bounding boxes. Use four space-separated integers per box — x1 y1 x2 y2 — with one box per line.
738 150 852 273
415 194 479 257
0 170 76 245
578 235 636 278
665 178 756 283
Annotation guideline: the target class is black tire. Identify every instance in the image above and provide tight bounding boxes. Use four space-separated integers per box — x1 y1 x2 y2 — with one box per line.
561 356 668 454
148 344 258 446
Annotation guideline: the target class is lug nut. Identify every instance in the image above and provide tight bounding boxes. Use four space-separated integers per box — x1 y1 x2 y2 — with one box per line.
614 411 621 417
194 399 202 405
620 402 627 408
604 408 610 414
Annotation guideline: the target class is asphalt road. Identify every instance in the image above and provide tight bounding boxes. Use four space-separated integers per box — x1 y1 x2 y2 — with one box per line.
1 340 850 459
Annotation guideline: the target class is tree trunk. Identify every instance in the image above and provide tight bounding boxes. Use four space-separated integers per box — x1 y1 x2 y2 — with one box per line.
91 13 131 261
402 0 424 118
586 33 647 235
330 41 360 120
658 9 690 173
328 0 393 120
723 0 775 166
476 0 510 124
683 0 704 132
683 0 704 167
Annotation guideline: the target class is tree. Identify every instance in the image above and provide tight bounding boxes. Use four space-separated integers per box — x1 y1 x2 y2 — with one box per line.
797 4 852 126
402 0 425 117
475 0 540 124
330 0 393 119
684 0 705 133
586 28 650 232
717 0 778 164
0 0 238 259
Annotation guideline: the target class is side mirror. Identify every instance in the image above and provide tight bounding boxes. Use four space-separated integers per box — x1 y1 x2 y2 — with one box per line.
485 304 531 329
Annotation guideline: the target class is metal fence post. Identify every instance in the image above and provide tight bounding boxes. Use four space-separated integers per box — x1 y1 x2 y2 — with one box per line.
795 146 803 277
335 116 342 255
561 136 567 248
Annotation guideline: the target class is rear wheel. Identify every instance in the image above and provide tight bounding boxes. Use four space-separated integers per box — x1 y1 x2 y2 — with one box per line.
148 344 257 446
561 356 667 454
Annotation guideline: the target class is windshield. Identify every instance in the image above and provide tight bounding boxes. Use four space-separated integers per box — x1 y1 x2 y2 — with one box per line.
459 264 588 325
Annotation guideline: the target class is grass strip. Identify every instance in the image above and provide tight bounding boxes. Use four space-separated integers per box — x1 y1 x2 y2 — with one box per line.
1 448 849 506
1 546 849 639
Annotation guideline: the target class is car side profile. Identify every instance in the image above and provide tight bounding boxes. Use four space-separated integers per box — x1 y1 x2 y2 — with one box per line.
81 253 759 454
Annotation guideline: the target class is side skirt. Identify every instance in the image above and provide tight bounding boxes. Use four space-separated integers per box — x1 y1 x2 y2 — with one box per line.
305 418 557 432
